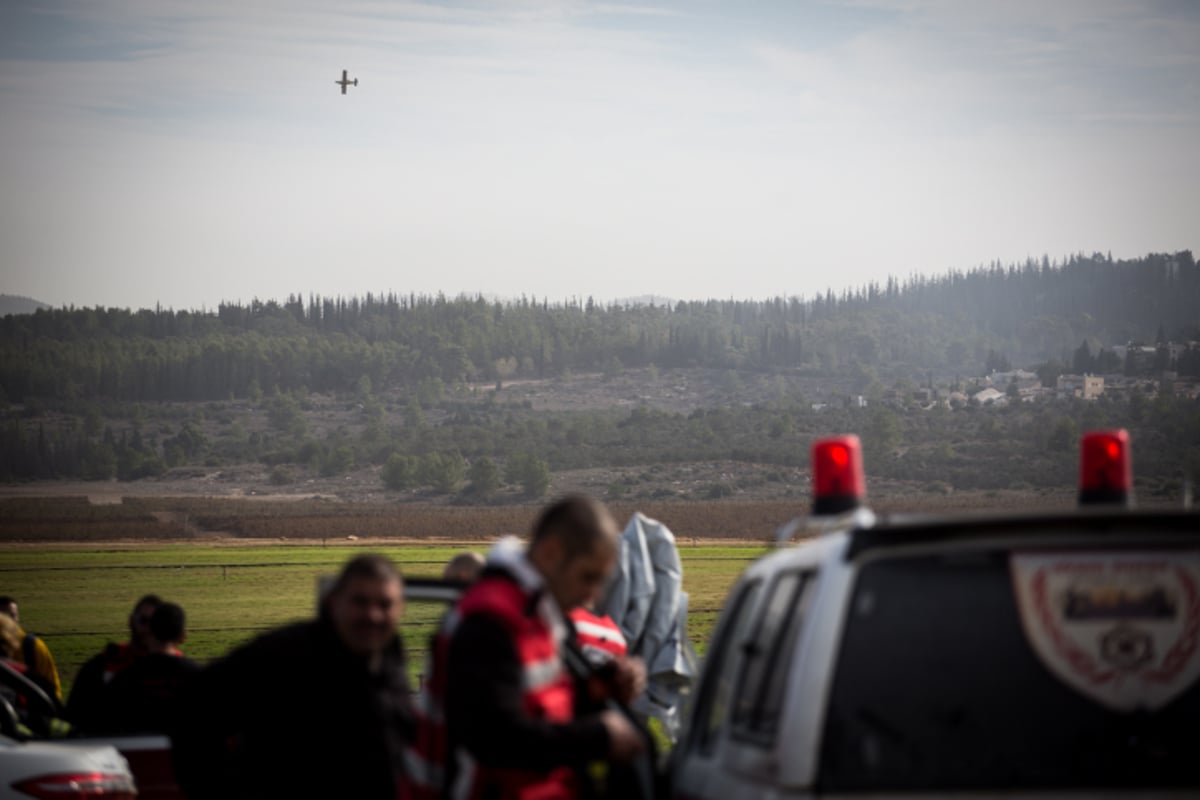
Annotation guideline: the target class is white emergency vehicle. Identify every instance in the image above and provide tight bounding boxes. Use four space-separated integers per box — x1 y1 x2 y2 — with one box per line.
671 430 1200 798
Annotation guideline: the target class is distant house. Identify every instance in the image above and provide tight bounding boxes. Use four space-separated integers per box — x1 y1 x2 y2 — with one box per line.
1171 379 1200 400
1113 344 1159 373
988 369 1038 389
973 387 1006 405
1101 375 1139 400
1057 374 1104 400
1016 385 1045 402
1167 342 1191 362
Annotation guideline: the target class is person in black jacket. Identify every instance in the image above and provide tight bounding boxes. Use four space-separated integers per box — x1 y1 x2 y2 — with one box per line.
171 553 412 800
102 601 200 734
67 593 164 732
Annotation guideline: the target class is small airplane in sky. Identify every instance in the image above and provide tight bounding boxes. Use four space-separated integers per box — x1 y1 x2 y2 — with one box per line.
335 69 358 95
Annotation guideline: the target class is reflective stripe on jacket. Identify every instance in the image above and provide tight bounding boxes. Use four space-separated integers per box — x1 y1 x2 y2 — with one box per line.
451 574 576 800
568 608 627 665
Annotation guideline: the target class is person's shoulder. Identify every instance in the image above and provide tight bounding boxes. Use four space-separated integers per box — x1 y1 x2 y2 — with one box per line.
192 623 304 687
131 654 202 689
164 652 202 674
226 618 323 661
75 649 105 672
133 652 201 673
459 572 526 619
449 610 514 657
96 641 130 666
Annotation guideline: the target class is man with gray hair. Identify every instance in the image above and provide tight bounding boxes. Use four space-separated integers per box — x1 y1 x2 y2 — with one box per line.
172 553 412 800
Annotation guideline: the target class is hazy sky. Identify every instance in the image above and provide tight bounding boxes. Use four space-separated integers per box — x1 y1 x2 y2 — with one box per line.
2 0 1198 311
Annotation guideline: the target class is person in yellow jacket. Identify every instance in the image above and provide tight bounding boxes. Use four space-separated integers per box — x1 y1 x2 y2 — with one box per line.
0 595 62 703
0 612 70 738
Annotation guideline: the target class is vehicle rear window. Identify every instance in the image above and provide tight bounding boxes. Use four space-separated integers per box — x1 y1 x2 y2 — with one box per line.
819 549 1200 791
687 578 763 755
732 570 815 742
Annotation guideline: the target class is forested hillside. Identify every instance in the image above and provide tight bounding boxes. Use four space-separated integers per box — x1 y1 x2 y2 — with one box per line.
3 251 1197 403
2 251 1198 497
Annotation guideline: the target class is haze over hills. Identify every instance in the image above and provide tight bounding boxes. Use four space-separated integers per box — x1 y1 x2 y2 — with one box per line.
0 294 49 316
6 249 1196 333
1 250 1197 503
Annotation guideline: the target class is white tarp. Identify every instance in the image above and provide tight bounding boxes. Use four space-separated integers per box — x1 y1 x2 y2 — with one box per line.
1011 551 1200 711
599 512 698 741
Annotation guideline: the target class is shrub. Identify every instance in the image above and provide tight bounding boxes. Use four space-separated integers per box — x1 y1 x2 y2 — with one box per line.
269 466 295 486
505 452 551 498
465 457 501 500
382 453 417 491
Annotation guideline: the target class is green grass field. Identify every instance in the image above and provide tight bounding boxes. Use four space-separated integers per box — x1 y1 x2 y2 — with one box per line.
0 541 764 696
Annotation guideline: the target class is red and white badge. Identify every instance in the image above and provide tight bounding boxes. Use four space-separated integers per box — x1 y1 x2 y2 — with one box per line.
1011 551 1200 711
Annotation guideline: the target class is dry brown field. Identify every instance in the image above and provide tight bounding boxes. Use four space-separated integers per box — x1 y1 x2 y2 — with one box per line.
0 483 1084 544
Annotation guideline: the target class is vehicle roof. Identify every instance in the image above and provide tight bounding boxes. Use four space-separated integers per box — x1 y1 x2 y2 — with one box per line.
846 507 1200 560
753 508 1200 576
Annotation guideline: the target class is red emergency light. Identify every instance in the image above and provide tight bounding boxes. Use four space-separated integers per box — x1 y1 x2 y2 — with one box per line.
812 435 866 515
1078 429 1133 507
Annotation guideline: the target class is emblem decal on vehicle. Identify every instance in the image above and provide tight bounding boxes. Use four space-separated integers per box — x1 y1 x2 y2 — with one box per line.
1011 552 1200 711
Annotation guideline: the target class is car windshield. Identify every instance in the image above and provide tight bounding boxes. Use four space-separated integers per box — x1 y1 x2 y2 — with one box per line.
819 545 1200 791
